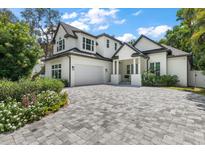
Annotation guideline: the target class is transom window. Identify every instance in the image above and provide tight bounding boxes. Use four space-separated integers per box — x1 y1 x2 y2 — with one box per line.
52 64 61 79
83 37 94 51
57 38 65 52
107 39 109 48
150 62 160 76
115 43 117 50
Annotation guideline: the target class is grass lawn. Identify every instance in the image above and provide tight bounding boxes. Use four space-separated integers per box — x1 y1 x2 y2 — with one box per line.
167 86 205 96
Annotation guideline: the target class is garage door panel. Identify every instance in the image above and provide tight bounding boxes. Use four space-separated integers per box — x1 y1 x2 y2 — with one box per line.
75 64 104 86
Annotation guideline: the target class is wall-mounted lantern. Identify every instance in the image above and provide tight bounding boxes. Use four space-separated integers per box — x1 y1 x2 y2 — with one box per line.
72 66 75 71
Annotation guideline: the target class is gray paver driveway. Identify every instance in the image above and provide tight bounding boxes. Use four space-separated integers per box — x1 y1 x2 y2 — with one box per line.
1 85 205 145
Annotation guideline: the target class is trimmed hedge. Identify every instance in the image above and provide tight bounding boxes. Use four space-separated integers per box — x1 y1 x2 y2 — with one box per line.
0 78 64 101
142 71 179 86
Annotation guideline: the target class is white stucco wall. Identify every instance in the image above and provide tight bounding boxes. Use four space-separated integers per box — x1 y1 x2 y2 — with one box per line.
188 70 205 88
70 55 112 86
96 36 121 59
53 25 77 54
45 56 70 81
134 37 161 51
116 45 135 60
148 52 167 75
168 56 188 86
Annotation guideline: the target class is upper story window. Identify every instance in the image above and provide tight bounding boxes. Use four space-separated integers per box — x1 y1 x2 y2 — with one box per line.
83 37 94 51
57 38 65 52
107 39 109 48
114 43 117 50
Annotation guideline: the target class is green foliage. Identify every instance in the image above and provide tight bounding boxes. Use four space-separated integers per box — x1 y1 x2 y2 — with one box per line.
0 18 43 81
60 79 69 87
160 8 205 71
142 71 179 87
0 90 67 133
0 78 64 101
21 8 60 56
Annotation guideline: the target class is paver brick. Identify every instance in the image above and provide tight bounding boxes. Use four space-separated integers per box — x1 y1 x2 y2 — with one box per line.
0 85 205 144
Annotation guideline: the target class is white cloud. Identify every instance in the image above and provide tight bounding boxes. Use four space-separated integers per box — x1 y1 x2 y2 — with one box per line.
83 8 119 24
133 10 142 16
69 21 90 31
116 33 136 42
62 12 78 19
65 8 124 32
137 25 172 38
97 25 109 30
114 19 126 24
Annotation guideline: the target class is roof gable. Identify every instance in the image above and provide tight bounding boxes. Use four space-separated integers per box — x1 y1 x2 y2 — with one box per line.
133 35 164 51
113 43 147 60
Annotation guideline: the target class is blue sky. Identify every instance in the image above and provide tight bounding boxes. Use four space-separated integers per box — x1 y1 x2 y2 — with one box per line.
10 8 179 41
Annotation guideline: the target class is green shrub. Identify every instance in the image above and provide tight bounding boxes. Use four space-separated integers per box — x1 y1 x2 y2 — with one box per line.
142 71 179 86
0 90 68 133
0 78 64 101
60 79 69 87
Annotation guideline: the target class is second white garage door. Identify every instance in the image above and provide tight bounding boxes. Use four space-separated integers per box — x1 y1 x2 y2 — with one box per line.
74 64 104 86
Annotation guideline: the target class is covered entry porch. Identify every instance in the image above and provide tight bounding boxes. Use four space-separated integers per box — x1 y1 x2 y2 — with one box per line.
111 57 147 86
110 43 148 86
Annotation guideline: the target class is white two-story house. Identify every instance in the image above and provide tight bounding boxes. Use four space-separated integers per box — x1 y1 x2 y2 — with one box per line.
45 22 191 87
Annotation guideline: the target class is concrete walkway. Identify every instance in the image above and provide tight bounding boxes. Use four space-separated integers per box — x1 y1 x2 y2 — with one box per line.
1 85 205 144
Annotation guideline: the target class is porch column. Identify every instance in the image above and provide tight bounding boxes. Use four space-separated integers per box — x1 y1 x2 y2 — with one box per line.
138 57 141 74
116 60 119 75
133 58 136 74
112 60 115 74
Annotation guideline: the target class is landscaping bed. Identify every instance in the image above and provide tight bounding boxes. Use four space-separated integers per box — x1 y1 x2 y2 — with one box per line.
0 78 68 133
166 87 205 96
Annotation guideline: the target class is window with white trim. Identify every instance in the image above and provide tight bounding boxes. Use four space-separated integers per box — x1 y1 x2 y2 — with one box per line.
57 38 65 52
52 64 61 79
82 37 94 51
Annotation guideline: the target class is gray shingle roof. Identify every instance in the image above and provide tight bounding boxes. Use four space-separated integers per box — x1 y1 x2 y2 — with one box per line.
161 44 191 56
44 48 111 61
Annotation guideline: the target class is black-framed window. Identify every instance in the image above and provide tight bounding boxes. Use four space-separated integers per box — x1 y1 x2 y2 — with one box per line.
57 38 65 52
127 65 130 74
150 62 160 76
107 39 109 48
52 64 61 79
150 63 155 73
156 62 160 76
114 43 117 50
91 40 94 51
83 37 85 49
83 37 94 51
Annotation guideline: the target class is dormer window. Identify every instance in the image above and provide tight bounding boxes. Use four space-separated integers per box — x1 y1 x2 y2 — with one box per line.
57 38 65 52
82 37 94 51
107 39 109 48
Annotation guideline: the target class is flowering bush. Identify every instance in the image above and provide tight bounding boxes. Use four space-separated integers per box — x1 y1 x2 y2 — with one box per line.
0 90 68 133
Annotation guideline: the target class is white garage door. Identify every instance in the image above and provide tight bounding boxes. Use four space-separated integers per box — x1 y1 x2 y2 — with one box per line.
75 64 104 86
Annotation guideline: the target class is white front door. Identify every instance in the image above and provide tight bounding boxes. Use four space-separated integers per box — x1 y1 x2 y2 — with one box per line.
74 64 104 86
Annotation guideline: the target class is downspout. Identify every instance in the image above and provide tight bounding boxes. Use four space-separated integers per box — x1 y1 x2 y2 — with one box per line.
67 55 71 87
146 57 150 72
